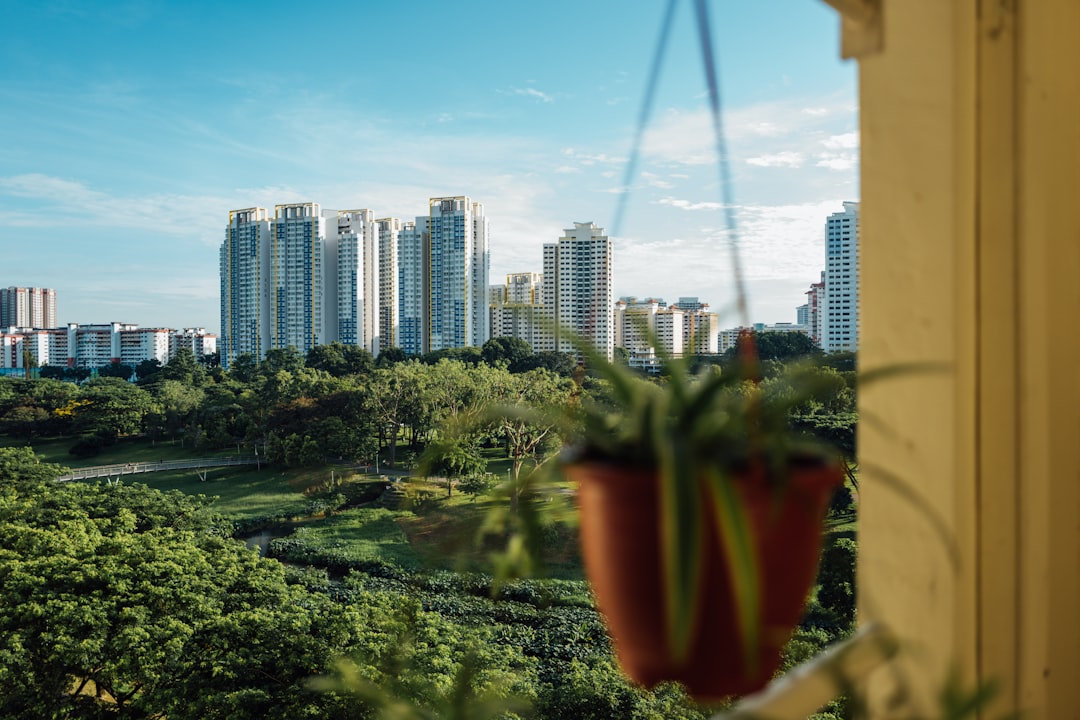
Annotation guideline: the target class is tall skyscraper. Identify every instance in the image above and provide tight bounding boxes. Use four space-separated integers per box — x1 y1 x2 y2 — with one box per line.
823 202 859 352
426 196 489 352
0 287 57 329
336 209 379 353
542 222 614 361
220 208 272 365
397 217 428 356
270 203 330 356
376 217 401 352
219 194 489 365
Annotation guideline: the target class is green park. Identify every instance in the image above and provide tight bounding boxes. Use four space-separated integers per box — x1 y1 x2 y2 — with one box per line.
0 336 858 719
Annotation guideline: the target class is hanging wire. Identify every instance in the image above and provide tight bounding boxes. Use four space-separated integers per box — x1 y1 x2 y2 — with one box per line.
610 0 679 239
693 0 750 331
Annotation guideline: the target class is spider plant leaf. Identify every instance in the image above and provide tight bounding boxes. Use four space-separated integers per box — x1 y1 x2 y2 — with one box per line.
703 465 761 675
860 460 961 570
658 401 702 662
858 361 951 386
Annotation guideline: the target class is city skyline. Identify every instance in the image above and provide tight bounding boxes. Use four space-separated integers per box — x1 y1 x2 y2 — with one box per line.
0 1 857 333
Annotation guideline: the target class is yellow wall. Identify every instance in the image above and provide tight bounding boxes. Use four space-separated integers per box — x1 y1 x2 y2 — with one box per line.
857 0 1080 717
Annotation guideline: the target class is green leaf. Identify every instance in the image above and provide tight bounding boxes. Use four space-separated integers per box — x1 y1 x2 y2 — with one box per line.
658 405 702 662
861 460 961 570
703 465 761 675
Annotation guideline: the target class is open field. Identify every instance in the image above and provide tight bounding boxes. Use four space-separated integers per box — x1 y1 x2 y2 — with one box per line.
80 463 370 521
1 435 238 468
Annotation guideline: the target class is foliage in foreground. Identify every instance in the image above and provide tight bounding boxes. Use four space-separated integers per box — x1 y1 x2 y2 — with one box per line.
0 448 726 720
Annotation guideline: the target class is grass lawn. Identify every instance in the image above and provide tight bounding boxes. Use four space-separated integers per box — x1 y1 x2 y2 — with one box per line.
80 464 368 521
290 507 423 570
8 436 238 468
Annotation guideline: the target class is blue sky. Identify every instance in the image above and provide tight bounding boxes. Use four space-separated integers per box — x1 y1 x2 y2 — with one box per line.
0 0 856 334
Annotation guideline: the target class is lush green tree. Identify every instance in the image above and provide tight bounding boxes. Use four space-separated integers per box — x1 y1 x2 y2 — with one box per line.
145 378 206 443
38 364 66 381
816 537 857 627
481 336 532 370
134 357 163 381
157 347 209 387
261 347 306 376
228 352 259 383
0 405 51 439
419 347 482 366
70 377 160 438
97 359 135 379
0 477 367 720
377 346 407 366
367 362 430 467
307 342 375 377
489 369 573 504
515 350 577 377
425 436 487 496
723 330 823 363
64 366 92 382
820 350 857 372
0 446 65 488
199 350 221 368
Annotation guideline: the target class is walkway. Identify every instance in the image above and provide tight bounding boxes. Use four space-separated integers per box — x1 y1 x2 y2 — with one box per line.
57 456 260 482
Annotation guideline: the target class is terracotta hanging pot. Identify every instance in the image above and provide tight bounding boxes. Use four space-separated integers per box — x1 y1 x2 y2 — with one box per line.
567 458 843 702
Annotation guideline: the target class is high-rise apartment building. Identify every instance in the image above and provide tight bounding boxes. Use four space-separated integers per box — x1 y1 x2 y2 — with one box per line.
220 194 489 365
490 272 545 350
271 203 330 356
377 217 401 352
426 196 489 352
674 298 719 355
220 207 272 365
0 287 57 329
397 218 428 356
798 271 826 347
336 209 379 353
542 222 613 360
822 202 859 352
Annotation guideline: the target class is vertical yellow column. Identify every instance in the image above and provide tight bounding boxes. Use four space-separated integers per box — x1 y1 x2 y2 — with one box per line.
858 0 978 712
857 0 1080 717
1015 2 1080 715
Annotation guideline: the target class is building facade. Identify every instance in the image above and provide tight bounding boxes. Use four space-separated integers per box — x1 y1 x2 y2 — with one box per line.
220 195 490 364
271 203 329 356
220 207 271 366
542 222 613 360
0 287 57 329
822 202 859 352
376 217 401 352
397 218 428 356
426 196 489 352
489 272 546 350
336 209 379 353
0 323 216 372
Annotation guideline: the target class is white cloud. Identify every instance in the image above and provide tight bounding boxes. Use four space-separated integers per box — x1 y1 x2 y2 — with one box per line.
746 151 805 168
554 165 582 174
655 197 724 211
816 154 857 171
561 148 625 165
639 95 856 168
640 171 674 189
503 87 554 103
0 173 230 243
821 131 859 150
